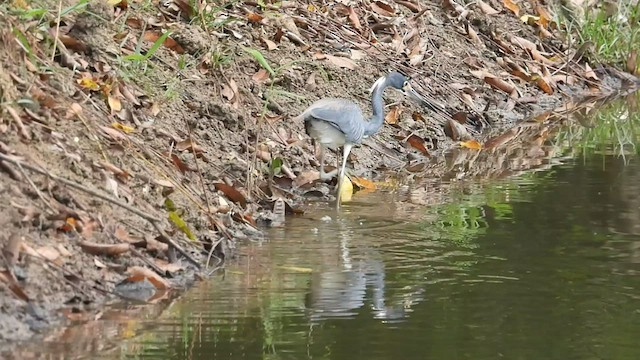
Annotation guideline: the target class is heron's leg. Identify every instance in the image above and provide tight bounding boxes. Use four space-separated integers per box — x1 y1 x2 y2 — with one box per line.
336 143 353 207
318 145 338 181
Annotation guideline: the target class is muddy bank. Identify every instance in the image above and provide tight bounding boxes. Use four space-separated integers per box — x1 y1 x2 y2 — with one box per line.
0 0 638 348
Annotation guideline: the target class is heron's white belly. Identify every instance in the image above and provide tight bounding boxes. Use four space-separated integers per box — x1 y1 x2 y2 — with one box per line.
306 120 346 150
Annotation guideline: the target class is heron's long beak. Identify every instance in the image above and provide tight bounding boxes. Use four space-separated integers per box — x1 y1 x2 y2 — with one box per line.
402 83 428 104
401 83 445 113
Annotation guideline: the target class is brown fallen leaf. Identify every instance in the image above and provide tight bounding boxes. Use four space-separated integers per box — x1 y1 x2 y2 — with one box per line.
395 0 420 12
532 74 554 94
477 0 499 15
484 76 518 98
252 68 270 83
502 0 520 16
484 128 519 149
584 63 599 82
385 105 400 124
371 0 395 16
175 139 205 154
36 246 61 262
79 241 130 256
347 6 362 30
213 183 247 208
247 12 264 23
126 266 170 290
154 259 183 273
100 126 129 142
58 34 88 53
351 176 376 190
406 134 429 156
143 31 185 54
324 54 356 70
261 37 277 50
169 153 191 173
293 170 320 187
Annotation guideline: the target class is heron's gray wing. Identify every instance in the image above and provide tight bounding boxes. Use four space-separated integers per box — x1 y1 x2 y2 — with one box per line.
301 98 366 144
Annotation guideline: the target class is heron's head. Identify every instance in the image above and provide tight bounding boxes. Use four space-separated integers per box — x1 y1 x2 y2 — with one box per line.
379 71 427 104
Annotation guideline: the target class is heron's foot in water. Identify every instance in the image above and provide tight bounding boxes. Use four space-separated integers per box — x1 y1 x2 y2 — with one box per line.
319 168 338 181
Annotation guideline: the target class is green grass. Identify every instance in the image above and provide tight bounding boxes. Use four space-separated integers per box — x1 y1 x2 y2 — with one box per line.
575 1 640 67
559 91 640 159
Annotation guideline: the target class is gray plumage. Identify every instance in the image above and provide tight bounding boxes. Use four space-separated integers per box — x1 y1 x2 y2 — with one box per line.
297 71 425 207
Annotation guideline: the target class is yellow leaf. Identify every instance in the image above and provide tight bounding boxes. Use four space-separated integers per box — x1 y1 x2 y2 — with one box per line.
351 175 377 190
307 4 316 11
77 77 100 91
502 0 520 16
460 140 483 150
111 122 135 133
520 14 539 25
108 96 122 112
339 175 353 203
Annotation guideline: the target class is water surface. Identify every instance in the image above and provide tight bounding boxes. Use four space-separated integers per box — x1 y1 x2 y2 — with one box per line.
102 151 640 360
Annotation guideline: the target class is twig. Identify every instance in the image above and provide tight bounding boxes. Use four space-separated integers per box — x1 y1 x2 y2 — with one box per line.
16 162 57 214
5 105 31 140
205 238 223 268
129 247 166 276
51 0 63 62
0 153 201 269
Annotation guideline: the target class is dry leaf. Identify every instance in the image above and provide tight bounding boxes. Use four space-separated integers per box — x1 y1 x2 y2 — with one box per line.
36 246 60 262
79 241 130 256
77 77 100 91
154 259 183 273
371 1 395 16
247 12 264 23
350 176 376 190
324 54 356 70
460 140 483 150
484 76 518 98
126 266 170 290
176 139 205 154
347 6 362 30
532 74 554 94
584 63 599 81
502 0 520 16
213 183 247 208
262 38 277 50
252 68 270 83
385 105 400 124
484 128 519 149
111 122 135 133
477 0 499 15
170 153 191 173
108 95 122 113
406 134 429 156
293 171 320 187
143 31 185 54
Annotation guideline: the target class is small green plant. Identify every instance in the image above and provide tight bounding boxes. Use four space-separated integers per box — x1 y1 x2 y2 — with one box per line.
124 31 172 62
574 1 640 66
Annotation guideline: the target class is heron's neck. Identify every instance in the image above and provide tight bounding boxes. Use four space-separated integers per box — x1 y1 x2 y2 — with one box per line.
364 78 389 137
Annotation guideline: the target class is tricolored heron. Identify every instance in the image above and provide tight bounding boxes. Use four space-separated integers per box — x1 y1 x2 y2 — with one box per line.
297 71 425 206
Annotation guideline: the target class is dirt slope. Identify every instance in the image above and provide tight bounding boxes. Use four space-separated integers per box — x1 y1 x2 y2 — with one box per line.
0 0 638 345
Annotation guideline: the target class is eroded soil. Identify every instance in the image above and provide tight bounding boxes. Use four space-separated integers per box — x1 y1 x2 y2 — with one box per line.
0 0 638 349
